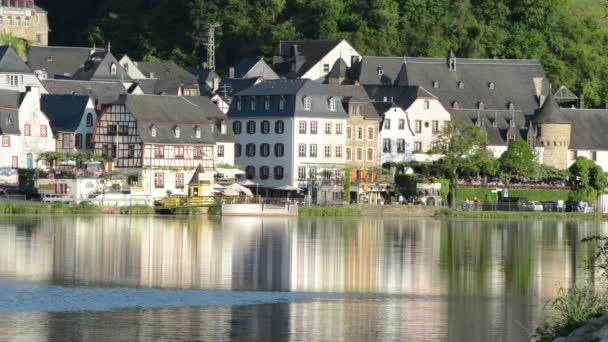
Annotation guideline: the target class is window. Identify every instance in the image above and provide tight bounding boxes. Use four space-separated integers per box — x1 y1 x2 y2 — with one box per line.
154 173 165 188
272 166 283 180
110 63 117 75
261 120 270 134
478 101 485 110
395 119 404 130
250 97 256 110
356 148 363 161
336 123 343 135
38 125 47 137
86 113 94 127
414 142 422 153
382 139 391 153
298 166 306 180
0 17 3 26
507 134 516 145
150 125 157 137
310 144 317 157
1 135 9 147
24 124 30 136
378 67 384 76
357 127 363 140
488 82 495 90
15 17 20 27
329 98 336 111
235 143 242 157
174 126 180 138
11 156 17 169
107 124 117 135
346 127 352 139
458 81 464 89
383 119 391 130
310 121 318 134
432 120 439 133
246 166 255 179
236 98 242 111
323 64 330 73
346 148 352 160
75 134 82 148
324 145 332 157
367 148 374 161
367 127 374 140
128 145 136 158
62 133 71 149
274 143 284 157
335 145 343 158
299 121 307 134
86 134 93 149
433 81 440 89
299 143 306 157
279 97 285 110
6 75 18 87
275 120 284 134
7 17 11 27
452 101 460 109
592 151 598 161
325 122 332 134
508 102 515 111
176 173 184 188
570 150 578 160
233 121 242 134
415 120 422 133
246 121 256 134
303 97 311 110
195 127 201 139
309 167 317 179
246 143 256 157
264 97 270 110
102 144 109 157
217 145 225 157
154 146 164 158
397 139 405 153
260 166 270 180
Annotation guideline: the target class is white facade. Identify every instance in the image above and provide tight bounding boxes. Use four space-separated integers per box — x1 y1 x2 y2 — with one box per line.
118 55 147 79
301 40 361 82
568 149 608 171
54 97 97 152
0 71 47 93
216 142 235 166
379 106 415 165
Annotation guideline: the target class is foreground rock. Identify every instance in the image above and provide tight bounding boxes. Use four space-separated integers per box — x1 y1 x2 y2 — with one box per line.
554 315 608 342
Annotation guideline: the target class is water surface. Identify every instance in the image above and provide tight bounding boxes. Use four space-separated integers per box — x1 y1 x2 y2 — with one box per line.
0 215 604 341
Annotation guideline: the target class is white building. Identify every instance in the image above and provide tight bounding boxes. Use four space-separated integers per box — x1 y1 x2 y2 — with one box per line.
40 94 97 152
0 46 47 93
228 79 348 204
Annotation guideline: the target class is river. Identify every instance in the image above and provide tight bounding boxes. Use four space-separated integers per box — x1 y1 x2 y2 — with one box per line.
0 215 604 341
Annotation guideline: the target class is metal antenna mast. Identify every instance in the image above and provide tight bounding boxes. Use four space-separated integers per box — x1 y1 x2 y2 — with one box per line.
204 23 221 71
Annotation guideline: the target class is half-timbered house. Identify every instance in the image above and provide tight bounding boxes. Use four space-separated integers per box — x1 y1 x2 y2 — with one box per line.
93 95 229 199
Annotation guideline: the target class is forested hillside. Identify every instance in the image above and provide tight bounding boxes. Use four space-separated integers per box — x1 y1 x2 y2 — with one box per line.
36 0 608 107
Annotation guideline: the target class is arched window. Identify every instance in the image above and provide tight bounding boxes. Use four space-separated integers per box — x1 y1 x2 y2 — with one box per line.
274 143 284 157
260 166 269 180
264 97 270 110
275 120 284 134
260 143 270 157
232 121 242 134
75 133 82 148
150 125 157 137
458 81 464 89
478 101 485 110
279 97 286 110
174 126 180 138
488 82 495 90
86 113 94 127
274 166 284 180
452 101 459 109
245 166 255 180
110 63 117 75
236 97 242 111
246 120 256 134
303 96 311 110
508 102 515 111
250 97 256 110
246 143 256 157
261 120 270 134
235 143 242 157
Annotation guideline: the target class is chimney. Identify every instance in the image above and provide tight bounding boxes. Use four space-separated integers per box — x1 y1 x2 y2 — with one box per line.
291 44 299 57
533 77 544 98
539 95 547 107
228 67 235 78
149 72 155 79
579 93 585 109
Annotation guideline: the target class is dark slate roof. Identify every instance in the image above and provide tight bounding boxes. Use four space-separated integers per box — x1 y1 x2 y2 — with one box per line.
40 94 90 132
554 85 578 100
135 62 198 86
534 94 571 124
229 79 348 119
562 109 608 150
0 46 32 73
272 40 342 78
235 58 258 78
0 89 23 109
189 164 207 184
133 78 181 95
185 96 235 143
28 46 104 79
72 51 131 81
234 58 279 80
218 78 259 98
42 79 128 109
189 68 221 95
117 95 226 144
327 84 380 120
0 111 20 135
363 85 437 111
327 58 348 84
358 56 550 116
450 109 531 146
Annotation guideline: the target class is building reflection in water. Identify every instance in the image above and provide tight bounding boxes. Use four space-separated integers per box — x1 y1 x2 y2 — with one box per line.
0 216 606 341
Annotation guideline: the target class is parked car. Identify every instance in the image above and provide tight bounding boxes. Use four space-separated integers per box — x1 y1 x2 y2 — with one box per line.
528 201 544 211
566 201 595 213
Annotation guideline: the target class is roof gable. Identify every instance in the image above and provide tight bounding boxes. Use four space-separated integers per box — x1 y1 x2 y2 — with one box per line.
0 46 32 74
41 94 90 132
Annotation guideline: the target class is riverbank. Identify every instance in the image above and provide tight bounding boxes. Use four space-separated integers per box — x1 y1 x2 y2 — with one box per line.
435 208 608 220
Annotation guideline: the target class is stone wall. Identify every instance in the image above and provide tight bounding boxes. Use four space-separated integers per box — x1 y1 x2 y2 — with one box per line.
353 204 439 217
541 123 571 170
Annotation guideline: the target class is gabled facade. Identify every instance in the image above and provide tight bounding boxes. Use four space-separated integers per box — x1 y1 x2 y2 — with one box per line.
233 58 279 80
117 54 147 79
40 94 96 152
135 61 199 96
28 46 104 79
0 46 46 93
93 95 229 198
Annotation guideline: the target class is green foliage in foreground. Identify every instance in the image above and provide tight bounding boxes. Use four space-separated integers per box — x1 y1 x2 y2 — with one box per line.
534 287 608 341
207 204 221 216
299 207 360 217
435 209 608 221
0 202 156 215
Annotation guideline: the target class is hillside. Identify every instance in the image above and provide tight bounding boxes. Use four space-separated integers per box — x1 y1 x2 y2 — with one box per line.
35 0 608 107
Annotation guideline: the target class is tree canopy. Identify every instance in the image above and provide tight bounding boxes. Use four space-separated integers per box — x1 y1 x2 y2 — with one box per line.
499 140 537 180
35 0 608 107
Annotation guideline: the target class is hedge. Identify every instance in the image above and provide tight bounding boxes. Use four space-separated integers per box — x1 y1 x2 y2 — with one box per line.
455 187 570 203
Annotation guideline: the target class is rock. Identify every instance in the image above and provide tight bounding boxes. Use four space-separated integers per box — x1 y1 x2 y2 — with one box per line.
555 315 608 342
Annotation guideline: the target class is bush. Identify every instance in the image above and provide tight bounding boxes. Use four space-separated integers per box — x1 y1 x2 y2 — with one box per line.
207 204 221 215
456 187 570 204
534 287 608 341
299 207 360 217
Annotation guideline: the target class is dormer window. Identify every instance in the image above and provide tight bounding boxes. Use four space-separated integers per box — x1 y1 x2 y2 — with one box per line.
488 82 495 90
220 120 227 135
452 101 460 109
174 126 180 138
195 126 201 139
433 81 440 89
492 119 497 127
424 100 430 110
303 96 311 111
110 63 117 75
458 81 464 89
508 102 515 111
478 101 485 110
279 97 285 110
507 134 516 145
378 66 384 76
264 97 270 110
236 97 242 111
47 56 53 62
250 97 256 110
7 115 12 125
150 125 157 137
329 98 336 111
209 120 215 133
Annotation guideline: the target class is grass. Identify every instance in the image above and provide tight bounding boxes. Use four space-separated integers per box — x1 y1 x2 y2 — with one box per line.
0 202 158 215
435 208 608 220
299 207 360 217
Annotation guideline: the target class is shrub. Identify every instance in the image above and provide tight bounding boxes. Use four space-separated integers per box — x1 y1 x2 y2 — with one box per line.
207 204 221 215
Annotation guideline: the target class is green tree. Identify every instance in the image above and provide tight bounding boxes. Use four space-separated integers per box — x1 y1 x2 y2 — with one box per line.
430 121 492 208
499 140 537 181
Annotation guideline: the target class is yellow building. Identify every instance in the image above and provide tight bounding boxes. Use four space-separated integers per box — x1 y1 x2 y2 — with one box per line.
0 0 48 46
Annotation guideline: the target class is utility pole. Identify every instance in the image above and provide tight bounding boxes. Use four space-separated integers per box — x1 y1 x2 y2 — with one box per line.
204 23 221 71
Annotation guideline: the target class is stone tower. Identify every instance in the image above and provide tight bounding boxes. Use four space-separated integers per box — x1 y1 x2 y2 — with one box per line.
534 94 572 170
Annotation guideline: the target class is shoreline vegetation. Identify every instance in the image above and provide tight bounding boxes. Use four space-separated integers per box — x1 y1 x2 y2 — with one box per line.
434 208 608 220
